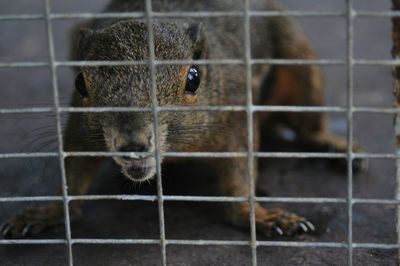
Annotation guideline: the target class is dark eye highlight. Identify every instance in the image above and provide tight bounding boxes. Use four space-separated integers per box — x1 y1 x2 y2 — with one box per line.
185 66 200 95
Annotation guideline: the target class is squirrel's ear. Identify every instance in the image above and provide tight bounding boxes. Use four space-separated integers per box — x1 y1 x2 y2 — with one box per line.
186 23 203 44
80 28 94 39
77 28 94 59
185 23 205 59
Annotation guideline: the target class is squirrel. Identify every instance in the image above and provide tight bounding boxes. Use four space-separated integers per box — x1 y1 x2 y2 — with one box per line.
1 0 364 238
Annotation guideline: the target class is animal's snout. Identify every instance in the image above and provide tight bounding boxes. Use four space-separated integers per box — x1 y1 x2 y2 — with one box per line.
112 128 157 181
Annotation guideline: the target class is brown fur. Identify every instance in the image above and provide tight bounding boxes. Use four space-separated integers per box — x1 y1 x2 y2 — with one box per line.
1 0 365 238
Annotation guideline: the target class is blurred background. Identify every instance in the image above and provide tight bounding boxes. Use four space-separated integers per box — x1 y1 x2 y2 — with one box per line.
0 0 397 265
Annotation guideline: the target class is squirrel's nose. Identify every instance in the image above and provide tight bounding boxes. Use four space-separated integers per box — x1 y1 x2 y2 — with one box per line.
117 129 153 157
119 141 150 161
119 142 148 153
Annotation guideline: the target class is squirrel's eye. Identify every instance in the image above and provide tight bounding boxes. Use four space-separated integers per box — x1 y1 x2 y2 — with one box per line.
75 72 88 98
185 66 200 95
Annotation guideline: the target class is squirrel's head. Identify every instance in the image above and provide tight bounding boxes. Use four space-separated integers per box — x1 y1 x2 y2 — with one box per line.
75 20 206 182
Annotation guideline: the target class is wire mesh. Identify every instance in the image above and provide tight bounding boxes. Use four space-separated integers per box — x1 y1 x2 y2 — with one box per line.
0 0 399 265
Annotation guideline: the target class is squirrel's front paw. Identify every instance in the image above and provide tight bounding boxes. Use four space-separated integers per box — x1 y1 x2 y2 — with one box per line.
1 205 63 238
256 208 315 237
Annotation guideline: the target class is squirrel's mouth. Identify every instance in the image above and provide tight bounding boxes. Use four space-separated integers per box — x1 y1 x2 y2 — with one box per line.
121 164 156 182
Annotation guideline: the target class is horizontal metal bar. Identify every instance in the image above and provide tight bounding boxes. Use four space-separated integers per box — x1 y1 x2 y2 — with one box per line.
61 58 343 66
257 241 347 248
0 11 345 22
72 239 160 245
0 105 398 115
0 14 45 21
356 11 400 18
75 239 247 246
0 196 61 202
0 195 342 203
61 151 400 159
51 11 245 20
352 198 400 205
61 105 398 114
52 11 247 19
250 11 344 17
7 10 400 22
166 239 249 246
0 107 54 114
71 195 157 202
56 59 244 67
252 59 345 65
2 58 400 69
0 62 49 68
51 12 145 20
0 238 398 249
256 197 346 204
353 107 400 114
0 151 397 160
61 151 248 158
0 239 337 247
353 153 397 159
352 243 400 249
254 106 346 112
0 239 66 245
0 152 58 158
64 151 342 159
354 59 400 66
0 195 398 205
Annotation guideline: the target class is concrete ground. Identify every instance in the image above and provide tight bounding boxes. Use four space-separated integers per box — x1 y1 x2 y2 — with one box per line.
0 0 398 265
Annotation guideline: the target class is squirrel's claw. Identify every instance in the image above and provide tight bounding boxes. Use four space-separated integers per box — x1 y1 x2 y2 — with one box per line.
21 223 33 237
352 157 368 174
0 206 62 239
273 225 284 236
0 222 14 238
256 209 315 237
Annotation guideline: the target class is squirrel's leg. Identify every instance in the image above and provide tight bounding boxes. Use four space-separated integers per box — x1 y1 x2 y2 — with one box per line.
217 118 314 236
261 65 366 172
259 14 366 172
1 114 102 238
217 157 314 236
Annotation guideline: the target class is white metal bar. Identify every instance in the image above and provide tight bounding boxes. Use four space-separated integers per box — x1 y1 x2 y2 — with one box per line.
243 0 258 265
7 10 400 22
144 0 167 265
346 0 355 265
1 105 399 115
44 0 73 265
2 195 400 205
1 151 399 160
1 238 400 250
5 58 400 69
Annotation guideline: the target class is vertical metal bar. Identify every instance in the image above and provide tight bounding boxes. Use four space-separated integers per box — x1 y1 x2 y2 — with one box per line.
44 0 73 265
144 0 167 265
396 120 400 263
391 1 400 263
243 0 258 265
346 0 354 265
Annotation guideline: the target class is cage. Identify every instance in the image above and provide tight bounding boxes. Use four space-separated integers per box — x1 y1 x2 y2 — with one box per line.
0 0 399 265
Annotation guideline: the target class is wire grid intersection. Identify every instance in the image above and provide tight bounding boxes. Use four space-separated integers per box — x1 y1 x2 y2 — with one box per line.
0 0 398 266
